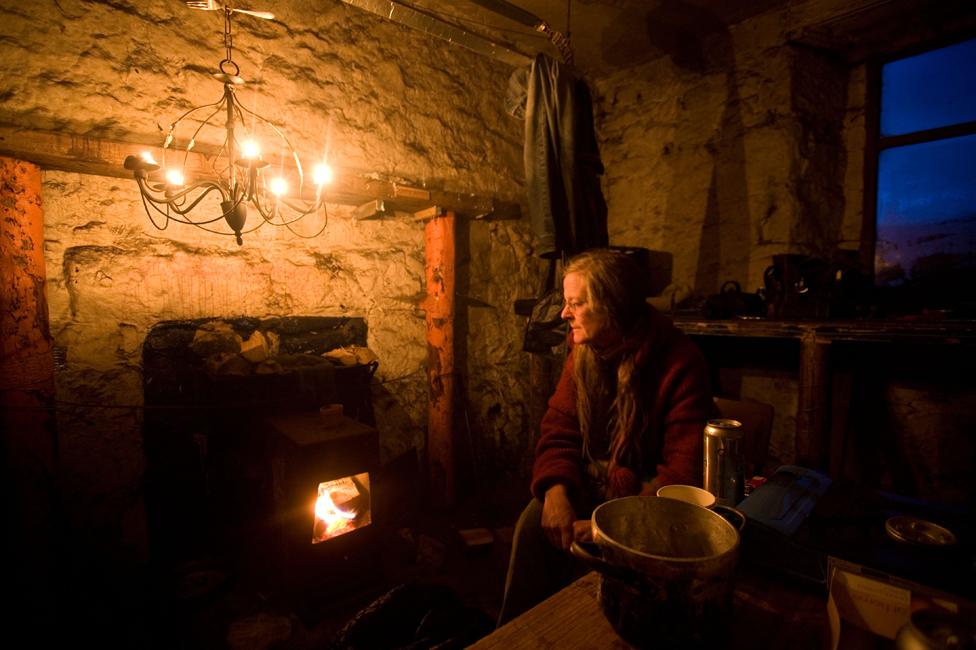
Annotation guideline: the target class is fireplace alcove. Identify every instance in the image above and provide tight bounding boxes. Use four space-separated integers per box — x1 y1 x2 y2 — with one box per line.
142 316 383 597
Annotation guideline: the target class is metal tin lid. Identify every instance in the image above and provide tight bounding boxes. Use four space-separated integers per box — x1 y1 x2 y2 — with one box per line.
885 516 957 547
705 418 743 438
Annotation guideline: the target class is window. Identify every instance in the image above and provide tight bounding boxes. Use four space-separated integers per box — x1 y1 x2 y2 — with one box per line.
872 37 976 312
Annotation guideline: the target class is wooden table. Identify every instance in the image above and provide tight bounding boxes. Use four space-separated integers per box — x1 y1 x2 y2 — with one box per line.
471 568 828 649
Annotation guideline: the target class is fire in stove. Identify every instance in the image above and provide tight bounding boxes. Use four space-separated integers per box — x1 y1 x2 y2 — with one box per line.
312 472 371 543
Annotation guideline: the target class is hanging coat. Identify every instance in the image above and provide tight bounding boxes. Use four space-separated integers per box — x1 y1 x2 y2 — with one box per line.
522 53 608 259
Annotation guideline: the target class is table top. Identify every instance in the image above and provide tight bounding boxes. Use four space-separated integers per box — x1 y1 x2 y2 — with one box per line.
471 568 828 649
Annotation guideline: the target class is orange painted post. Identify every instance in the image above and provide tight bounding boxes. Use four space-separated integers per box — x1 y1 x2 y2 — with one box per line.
0 156 56 466
0 156 57 629
423 210 456 507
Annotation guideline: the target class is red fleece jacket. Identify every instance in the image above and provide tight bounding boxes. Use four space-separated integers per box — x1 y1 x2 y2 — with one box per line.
531 306 715 502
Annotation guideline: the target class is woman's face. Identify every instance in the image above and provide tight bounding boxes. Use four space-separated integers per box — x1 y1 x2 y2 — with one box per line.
561 272 610 347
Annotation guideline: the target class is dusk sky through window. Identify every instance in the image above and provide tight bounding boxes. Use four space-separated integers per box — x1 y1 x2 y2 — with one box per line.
875 38 976 290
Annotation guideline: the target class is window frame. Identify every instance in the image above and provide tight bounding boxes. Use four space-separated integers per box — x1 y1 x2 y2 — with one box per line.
860 34 976 281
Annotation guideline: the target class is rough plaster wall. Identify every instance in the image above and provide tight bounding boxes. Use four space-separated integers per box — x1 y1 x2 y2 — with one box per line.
590 6 876 481
841 64 867 259
592 3 972 504
886 383 976 505
0 0 537 562
592 10 803 464
463 220 545 480
594 7 859 296
790 45 850 257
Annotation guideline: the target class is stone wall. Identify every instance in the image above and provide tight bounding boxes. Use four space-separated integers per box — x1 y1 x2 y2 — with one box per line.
3 0 972 575
593 9 859 300
590 4 975 505
1 0 541 565
591 9 819 468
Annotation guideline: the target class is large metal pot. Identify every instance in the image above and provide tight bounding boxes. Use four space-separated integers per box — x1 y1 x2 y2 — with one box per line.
571 496 740 648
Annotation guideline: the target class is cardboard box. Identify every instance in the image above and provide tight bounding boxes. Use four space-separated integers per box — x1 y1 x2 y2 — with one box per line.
827 556 975 649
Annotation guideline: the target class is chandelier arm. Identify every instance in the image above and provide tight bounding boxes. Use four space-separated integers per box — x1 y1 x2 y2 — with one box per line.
158 179 227 205
164 185 234 224
273 197 327 222
162 99 227 168
141 195 248 238
282 203 330 239
166 98 226 133
137 177 230 226
247 190 322 227
235 101 307 185
247 191 277 223
180 101 228 163
248 188 320 226
189 221 257 237
139 185 224 231
139 186 174 232
166 194 264 237
137 179 233 228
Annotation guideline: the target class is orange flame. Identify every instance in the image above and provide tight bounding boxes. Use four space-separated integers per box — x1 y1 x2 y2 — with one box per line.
311 473 371 543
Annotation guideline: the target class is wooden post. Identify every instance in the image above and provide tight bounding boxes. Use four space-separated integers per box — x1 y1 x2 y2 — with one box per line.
423 210 456 507
0 156 56 465
0 156 58 630
796 331 830 469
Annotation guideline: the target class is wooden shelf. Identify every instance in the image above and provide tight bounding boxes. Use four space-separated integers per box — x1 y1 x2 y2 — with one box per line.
672 315 976 474
672 316 976 345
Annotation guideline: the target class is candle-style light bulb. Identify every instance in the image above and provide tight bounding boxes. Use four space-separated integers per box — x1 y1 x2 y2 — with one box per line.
140 151 158 166
313 162 334 186
241 140 261 160
165 169 185 187
269 177 287 196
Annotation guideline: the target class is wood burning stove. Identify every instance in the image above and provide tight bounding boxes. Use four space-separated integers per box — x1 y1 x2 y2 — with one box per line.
141 316 382 598
266 412 381 596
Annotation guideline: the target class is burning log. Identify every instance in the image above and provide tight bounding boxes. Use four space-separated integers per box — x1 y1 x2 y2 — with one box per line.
312 473 371 543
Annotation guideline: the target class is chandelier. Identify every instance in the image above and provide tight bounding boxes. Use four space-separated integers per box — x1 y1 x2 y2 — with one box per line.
124 2 332 245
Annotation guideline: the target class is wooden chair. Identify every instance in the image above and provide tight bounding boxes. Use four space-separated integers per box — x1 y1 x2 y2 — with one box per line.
713 396 775 477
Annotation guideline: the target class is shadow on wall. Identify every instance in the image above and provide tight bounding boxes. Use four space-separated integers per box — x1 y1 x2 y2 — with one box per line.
679 14 751 295
791 47 850 259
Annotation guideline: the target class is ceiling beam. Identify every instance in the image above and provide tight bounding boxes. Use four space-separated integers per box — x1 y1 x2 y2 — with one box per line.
338 0 533 67
0 125 520 221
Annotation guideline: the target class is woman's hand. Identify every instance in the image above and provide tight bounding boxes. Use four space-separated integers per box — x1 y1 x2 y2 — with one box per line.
572 519 592 543
541 484 576 550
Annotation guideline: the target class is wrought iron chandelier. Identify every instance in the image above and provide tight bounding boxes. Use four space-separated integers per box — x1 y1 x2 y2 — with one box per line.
124 2 332 245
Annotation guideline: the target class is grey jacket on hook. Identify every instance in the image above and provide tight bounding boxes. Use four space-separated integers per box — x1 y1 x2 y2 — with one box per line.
512 53 608 260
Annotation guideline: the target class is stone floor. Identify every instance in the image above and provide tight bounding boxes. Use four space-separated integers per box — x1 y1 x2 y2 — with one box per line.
25 472 529 649
173 506 521 650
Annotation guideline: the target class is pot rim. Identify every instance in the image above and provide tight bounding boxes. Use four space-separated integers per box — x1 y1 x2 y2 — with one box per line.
592 495 740 564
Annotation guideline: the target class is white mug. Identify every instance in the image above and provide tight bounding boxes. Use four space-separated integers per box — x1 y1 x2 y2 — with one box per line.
656 484 716 508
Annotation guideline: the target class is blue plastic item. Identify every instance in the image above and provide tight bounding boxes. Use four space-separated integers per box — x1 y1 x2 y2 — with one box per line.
738 465 832 537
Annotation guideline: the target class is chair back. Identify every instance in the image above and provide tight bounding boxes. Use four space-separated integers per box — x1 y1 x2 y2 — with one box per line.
713 396 774 477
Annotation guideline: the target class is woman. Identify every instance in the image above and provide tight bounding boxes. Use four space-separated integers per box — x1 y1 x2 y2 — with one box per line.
497 248 715 625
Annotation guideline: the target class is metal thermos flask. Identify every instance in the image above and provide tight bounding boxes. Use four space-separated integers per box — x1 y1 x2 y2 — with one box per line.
704 419 744 506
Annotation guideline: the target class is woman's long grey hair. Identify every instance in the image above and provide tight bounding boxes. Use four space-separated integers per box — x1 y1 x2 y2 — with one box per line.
564 249 652 472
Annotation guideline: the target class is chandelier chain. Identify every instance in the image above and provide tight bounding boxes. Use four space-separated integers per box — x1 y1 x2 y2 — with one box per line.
223 7 234 68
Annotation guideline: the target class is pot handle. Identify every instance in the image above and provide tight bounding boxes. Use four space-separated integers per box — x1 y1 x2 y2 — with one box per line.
570 541 648 590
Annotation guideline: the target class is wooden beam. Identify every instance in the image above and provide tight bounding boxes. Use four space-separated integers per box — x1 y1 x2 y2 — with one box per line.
0 125 521 220
423 210 457 508
796 331 830 470
413 205 445 222
353 199 387 221
0 158 58 613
